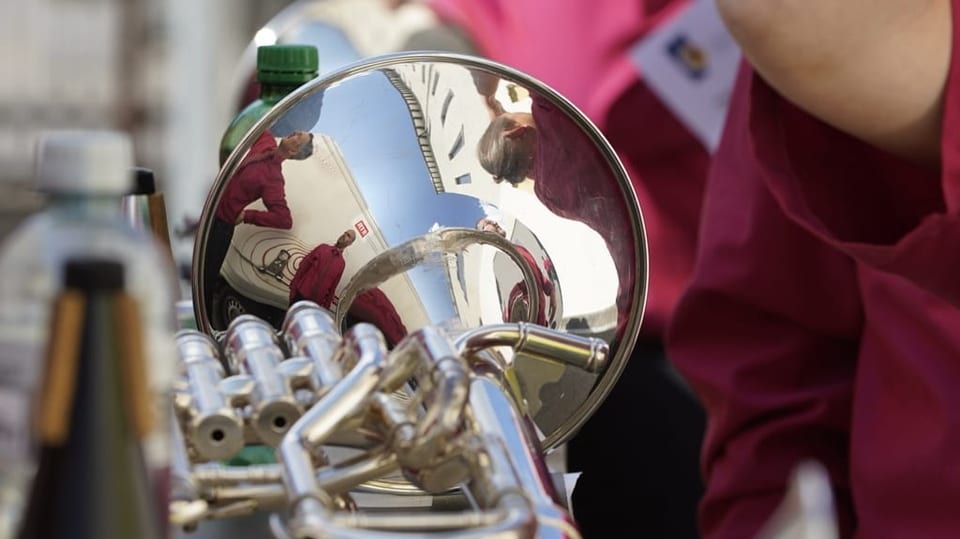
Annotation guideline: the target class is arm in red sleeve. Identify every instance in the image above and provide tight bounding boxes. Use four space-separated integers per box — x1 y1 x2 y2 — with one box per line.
717 0 960 309
666 69 862 539
745 49 960 309
244 169 293 229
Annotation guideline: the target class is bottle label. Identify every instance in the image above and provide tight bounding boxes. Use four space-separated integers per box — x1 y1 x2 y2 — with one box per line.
0 303 45 390
0 388 30 465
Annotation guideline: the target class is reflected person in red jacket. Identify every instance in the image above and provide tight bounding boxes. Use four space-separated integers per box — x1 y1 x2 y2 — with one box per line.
288 229 357 309
477 91 634 327
667 2 960 538
204 130 314 311
476 217 555 326
347 287 409 347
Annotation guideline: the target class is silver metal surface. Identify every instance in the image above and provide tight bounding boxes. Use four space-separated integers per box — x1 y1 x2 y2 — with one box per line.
194 52 647 450
172 303 595 536
223 316 308 445
174 330 245 460
282 301 345 392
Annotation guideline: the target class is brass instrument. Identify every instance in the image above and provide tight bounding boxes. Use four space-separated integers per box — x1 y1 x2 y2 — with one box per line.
170 2 840 537
175 47 644 537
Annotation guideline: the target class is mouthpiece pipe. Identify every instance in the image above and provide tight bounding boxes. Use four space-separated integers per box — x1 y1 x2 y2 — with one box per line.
455 323 608 373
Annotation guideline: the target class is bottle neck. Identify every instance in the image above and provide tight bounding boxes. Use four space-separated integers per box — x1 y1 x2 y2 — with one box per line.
259 81 307 105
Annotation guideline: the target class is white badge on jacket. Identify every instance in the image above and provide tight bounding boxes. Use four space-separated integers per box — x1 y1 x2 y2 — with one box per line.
630 0 740 152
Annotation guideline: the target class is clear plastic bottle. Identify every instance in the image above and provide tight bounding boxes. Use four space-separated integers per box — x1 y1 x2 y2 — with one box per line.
218 44 319 166
0 131 176 535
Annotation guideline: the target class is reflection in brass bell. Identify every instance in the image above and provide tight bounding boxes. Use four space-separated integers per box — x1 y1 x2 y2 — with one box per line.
194 52 647 452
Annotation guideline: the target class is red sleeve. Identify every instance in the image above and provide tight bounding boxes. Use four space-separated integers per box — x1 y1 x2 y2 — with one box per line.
741 0 960 308
243 168 293 229
941 0 960 211
666 67 861 539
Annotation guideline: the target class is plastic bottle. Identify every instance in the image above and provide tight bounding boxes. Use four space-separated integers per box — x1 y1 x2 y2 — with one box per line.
0 131 176 535
18 258 162 538
218 44 319 166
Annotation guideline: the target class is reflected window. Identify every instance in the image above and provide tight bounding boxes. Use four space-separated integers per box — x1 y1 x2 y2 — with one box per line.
454 173 471 185
448 126 465 160
441 90 454 125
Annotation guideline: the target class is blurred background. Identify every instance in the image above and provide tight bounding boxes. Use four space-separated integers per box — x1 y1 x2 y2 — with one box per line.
0 0 313 266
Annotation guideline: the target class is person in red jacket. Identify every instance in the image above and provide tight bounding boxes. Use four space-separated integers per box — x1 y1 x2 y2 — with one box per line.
347 287 409 347
288 229 357 309
204 130 314 313
476 217 555 326
478 93 636 324
394 2 712 537
667 1 960 538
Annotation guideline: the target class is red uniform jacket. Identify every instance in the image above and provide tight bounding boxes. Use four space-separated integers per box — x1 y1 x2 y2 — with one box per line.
505 244 553 326
288 244 346 309
349 288 409 346
667 10 960 536
429 0 709 337
249 130 278 157
532 96 635 326
215 151 293 229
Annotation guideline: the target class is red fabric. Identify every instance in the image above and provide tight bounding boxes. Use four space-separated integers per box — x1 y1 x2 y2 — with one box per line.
249 130 278 157
505 244 552 326
668 2 960 532
349 288 409 346
215 150 293 229
532 96 635 324
288 244 346 309
428 0 709 336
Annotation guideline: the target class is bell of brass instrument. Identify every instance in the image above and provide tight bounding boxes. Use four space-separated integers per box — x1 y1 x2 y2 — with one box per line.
179 1 652 528
165 3 845 537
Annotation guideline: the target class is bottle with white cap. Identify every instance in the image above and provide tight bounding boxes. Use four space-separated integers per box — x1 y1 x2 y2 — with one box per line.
0 130 176 536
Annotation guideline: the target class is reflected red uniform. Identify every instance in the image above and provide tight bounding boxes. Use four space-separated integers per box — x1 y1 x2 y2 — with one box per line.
430 0 706 336
249 130 278 158
531 97 634 324
426 2 710 537
505 244 553 326
215 151 293 229
349 288 409 346
288 244 346 309
669 14 960 535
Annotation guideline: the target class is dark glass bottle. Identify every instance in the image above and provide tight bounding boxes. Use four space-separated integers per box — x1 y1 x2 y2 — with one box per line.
218 44 319 166
122 167 173 258
17 259 161 539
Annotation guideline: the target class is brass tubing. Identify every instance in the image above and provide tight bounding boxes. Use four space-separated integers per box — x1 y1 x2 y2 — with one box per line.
455 323 608 373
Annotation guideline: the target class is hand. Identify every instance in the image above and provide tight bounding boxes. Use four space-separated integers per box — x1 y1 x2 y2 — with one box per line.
235 211 245 225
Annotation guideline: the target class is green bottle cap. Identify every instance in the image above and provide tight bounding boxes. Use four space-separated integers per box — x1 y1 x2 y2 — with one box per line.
257 44 319 85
